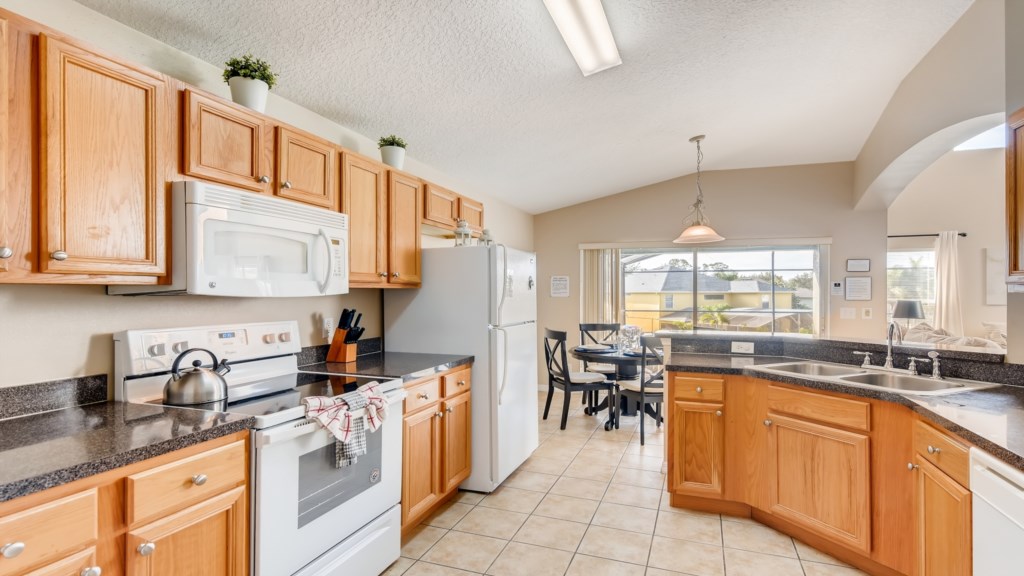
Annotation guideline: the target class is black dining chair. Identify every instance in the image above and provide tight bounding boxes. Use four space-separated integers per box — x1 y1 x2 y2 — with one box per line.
579 323 620 406
616 335 664 445
543 329 618 431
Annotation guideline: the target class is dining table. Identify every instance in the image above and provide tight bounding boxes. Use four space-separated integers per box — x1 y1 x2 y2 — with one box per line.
569 345 663 426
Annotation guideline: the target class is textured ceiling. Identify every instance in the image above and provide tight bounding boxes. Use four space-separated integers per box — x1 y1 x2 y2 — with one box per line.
74 0 972 214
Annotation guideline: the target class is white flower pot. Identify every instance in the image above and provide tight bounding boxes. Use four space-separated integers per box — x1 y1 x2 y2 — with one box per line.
228 77 269 113
380 146 406 169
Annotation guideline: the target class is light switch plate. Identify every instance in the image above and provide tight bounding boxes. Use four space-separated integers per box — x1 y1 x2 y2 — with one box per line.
840 307 856 320
731 341 755 354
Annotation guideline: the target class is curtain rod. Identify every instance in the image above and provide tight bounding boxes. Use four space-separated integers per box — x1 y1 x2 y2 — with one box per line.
887 232 967 238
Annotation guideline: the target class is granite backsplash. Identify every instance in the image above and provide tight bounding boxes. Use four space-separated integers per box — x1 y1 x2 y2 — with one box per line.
0 375 108 420
295 336 383 366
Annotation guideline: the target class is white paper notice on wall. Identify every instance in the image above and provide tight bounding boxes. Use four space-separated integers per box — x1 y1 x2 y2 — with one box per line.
550 276 570 298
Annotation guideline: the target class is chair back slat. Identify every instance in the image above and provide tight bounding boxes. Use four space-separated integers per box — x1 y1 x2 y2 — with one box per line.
579 323 620 346
639 335 665 393
544 328 571 383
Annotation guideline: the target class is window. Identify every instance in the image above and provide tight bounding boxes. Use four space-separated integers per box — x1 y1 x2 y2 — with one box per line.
886 250 935 325
620 246 822 335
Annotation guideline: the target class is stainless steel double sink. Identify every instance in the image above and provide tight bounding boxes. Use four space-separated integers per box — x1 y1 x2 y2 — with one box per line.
753 361 999 396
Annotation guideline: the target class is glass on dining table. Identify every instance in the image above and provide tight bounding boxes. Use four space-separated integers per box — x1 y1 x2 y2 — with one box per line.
618 324 642 353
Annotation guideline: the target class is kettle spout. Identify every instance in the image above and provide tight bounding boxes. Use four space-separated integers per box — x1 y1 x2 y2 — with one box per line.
216 359 232 376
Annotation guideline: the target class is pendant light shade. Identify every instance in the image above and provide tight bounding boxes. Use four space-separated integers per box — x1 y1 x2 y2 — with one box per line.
673 135 725 244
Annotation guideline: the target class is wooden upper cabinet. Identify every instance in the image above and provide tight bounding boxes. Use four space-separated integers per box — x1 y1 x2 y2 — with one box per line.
388 171 423 286
342 153 387 285
1008 108 1024 283
423 183 459 229
0 16 9 274
183 89 271 193
275 127 338 209
459 196 484 233
39 34 166 276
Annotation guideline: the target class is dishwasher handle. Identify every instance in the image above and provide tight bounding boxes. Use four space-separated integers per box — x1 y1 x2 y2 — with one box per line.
970 447 1024 530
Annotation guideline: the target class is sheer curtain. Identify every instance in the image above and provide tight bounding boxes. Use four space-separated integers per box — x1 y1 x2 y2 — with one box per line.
581 249 621 323
934 231 964 336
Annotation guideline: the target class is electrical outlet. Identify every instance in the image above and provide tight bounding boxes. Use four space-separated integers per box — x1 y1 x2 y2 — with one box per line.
731 341 755 354
861 307 873 320
323 317 333 340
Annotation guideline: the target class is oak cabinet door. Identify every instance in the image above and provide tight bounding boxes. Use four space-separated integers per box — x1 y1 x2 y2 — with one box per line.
423 183 459 229
458 196 484 233
388 171 422 286
914 456 971 576
669 401 725 498
183 89 271 193
39 34 166 275
275 127 338 209
0 16 9 274
126 486 247 576
341 153 387 285
402 407 442 527
768 414 871 553
442 392 472 493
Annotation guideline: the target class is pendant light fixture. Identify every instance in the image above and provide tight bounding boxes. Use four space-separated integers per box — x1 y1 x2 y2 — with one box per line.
673 135 725 244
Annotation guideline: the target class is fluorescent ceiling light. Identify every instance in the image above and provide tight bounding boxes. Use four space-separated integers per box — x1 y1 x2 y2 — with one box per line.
954 123 1006 151
543 0 621 76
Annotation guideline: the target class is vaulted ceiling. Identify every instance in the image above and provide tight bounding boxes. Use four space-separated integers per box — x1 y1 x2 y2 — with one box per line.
75 0 973 213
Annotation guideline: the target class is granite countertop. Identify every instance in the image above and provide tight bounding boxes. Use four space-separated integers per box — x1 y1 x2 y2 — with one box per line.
300 351 474 382
665 352 1024 472
0 402 253 503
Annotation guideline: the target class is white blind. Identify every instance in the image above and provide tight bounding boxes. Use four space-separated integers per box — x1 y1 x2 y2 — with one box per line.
581 248 621 323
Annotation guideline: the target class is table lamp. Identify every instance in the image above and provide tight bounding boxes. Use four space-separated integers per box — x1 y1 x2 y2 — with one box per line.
892 300 925 330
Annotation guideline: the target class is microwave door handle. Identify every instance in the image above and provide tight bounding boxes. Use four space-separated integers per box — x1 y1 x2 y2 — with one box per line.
317 228 333 294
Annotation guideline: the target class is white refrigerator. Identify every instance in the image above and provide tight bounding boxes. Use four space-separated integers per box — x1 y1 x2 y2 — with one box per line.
384 245 538 492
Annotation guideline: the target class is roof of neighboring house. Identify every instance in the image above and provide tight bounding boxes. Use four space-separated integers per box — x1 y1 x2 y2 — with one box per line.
625 270 794 294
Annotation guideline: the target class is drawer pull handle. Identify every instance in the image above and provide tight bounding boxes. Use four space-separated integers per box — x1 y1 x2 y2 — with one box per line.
81 567 103 576
417 393 430 400
927 445 942 455
258 175 271 184
763 419 772 427
137 542 156 556
378 272 388 277
458 380 466 386
192 474 208 486
715 410 722 417
0 247 12 259
695 386 703 393
282 180 293 189
435 411 444 419
908 462 919 471
392 272 401 278
1 542 25 559
50 250 68 261
447 407 454 414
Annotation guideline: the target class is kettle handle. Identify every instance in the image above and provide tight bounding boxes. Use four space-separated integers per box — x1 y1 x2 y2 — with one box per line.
170 348 219 379
216 359 232 376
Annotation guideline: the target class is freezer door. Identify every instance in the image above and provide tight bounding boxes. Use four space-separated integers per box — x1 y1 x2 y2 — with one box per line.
489 322 539 486
492 245 537 326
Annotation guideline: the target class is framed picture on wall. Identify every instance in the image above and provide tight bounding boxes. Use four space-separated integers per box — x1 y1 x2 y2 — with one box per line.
846 259 871 272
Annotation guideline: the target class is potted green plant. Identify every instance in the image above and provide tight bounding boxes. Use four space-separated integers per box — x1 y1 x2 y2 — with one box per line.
378 135 407 169
223 53 277 113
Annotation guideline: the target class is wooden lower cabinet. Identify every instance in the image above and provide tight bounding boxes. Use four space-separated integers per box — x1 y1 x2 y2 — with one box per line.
0 433 247 576
668 400 724 498
402 366 473 531
914 456 972 576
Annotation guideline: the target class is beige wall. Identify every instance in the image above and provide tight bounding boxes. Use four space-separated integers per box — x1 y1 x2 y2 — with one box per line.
853 0 1004 210
535 162 888 356
888 148 1006 338
0 0 534 388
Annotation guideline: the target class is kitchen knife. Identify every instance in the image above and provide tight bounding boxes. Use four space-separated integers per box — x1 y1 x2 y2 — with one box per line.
351 312 362 330
339 309 353 330
344 327 364 344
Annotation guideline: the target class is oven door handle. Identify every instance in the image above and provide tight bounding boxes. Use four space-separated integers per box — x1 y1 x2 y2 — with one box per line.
256 390 406 447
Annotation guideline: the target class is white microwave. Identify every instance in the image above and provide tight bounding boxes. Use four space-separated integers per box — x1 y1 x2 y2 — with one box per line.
109 181 348 297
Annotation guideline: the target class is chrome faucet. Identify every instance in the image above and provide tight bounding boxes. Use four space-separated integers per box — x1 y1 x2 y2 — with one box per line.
885 321 902 369
927 351 942 379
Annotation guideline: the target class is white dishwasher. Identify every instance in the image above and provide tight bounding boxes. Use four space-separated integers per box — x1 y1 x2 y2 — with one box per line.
971 447 1024 575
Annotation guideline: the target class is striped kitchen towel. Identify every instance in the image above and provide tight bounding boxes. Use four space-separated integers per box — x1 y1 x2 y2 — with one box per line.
302 384 389 468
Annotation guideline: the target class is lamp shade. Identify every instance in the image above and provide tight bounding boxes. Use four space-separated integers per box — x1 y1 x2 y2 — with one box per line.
673 224 724 244
892 300 925 320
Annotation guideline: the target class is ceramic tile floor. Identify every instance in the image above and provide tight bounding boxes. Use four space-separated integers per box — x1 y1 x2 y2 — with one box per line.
386 391 868 576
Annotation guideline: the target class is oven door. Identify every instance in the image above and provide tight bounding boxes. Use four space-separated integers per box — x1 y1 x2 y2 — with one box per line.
252 395 402 576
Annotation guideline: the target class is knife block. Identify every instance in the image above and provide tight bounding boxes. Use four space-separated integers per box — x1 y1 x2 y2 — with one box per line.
327 329 358 363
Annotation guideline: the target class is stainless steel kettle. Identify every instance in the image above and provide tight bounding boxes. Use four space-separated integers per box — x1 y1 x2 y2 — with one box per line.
164 348 230 405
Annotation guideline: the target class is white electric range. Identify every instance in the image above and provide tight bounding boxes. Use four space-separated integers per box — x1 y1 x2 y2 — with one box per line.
114 321 405 576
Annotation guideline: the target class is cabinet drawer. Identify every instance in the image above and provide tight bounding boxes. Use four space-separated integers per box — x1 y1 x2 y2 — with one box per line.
914 420 970 487
443 368 471 397
23 547 97 576
126 440 246 526
405 379 441 414
0 489 97 576
767 385 871 432
671 375 724 402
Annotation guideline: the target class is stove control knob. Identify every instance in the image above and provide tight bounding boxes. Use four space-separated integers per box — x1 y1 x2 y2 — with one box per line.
171 341 189 354
263 334 277 344
147 343 166 357
278 332 292 343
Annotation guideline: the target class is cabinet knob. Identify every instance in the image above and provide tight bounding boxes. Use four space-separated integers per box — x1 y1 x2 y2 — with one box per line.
908 462 919 471
81 567 102 576
715 410 722 417
0 246 12 259
417 392 429 400
458 380 466 387
927 445 942 455
695 386 703 393
0 542 25 559
282 180 293 189
435 411 444 419
378 272 388 277
392 272 400 278
137 542 156 556
50 250 68 261
447 407 454 414
763 419 772 427
191 474 208 486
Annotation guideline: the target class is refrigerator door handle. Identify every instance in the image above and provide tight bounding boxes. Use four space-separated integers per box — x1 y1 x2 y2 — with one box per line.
494 326 510 405
496 244 508 326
